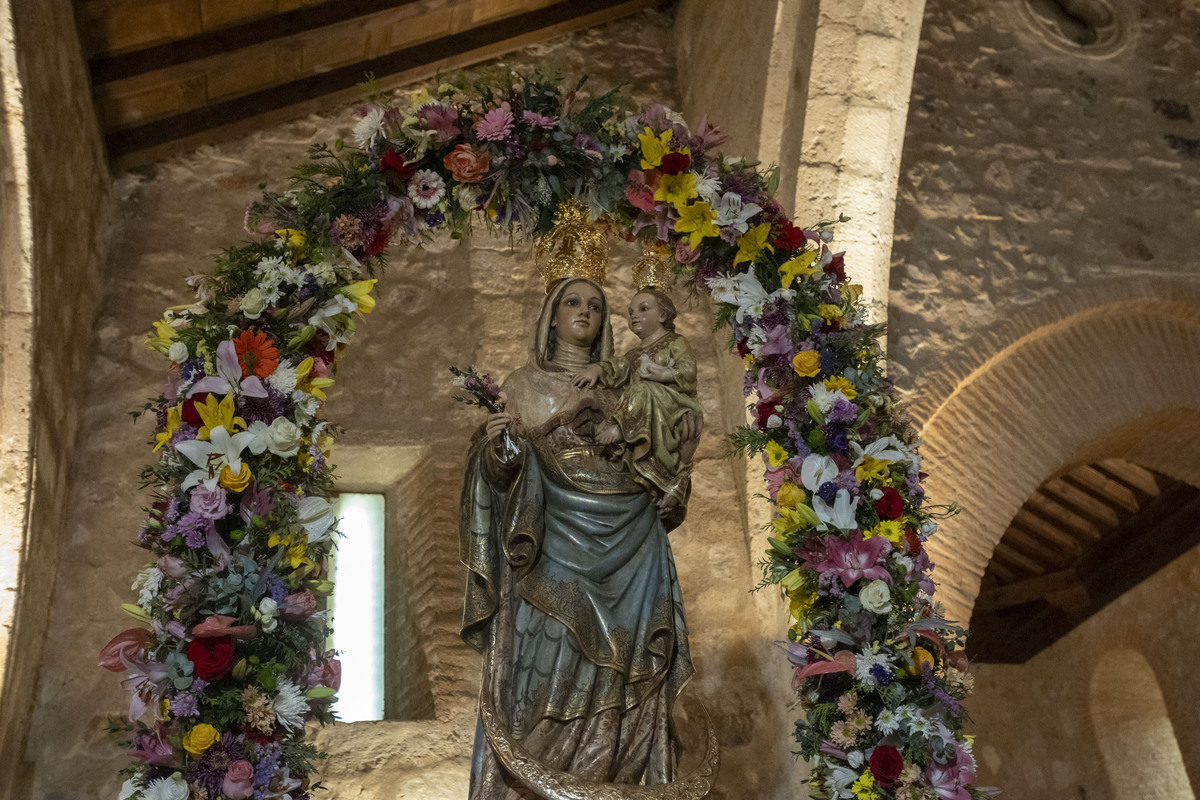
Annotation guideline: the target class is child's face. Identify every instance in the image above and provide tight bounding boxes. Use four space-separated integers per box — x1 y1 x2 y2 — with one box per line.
627 292 665 340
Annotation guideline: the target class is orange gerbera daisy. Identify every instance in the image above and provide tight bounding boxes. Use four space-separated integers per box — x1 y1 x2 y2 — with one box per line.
233 330 279 379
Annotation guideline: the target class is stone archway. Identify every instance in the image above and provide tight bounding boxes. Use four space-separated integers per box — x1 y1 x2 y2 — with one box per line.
914 296 1200 626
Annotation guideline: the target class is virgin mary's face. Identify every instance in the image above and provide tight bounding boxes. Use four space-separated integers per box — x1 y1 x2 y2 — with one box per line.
552 281 604 348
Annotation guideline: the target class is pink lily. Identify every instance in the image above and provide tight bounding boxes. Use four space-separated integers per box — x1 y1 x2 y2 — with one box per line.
188 339 268 398
119 649 169 721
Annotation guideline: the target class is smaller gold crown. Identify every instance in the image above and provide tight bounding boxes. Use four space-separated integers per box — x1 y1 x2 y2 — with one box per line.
534 200 608 291
632 242 676 292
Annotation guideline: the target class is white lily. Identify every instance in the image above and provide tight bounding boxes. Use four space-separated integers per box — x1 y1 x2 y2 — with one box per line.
188 339 268 398
307 294 358 350
712 191 762 233
800 454 840 492
707 271 794 324
175 425 256 490
812 488 860 532
851 435 912 467
824 765 858 800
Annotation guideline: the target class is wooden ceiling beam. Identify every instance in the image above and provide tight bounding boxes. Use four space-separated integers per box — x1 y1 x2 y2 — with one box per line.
1010 510 1082 553
105 0 664 170
1024 492 1103 542
88 0 422 83
1094 458 1162 498
1062 465 1140 512
1040 477 1124 528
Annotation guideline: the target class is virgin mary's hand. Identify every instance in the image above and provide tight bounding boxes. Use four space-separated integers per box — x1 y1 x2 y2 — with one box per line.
485 412 513 441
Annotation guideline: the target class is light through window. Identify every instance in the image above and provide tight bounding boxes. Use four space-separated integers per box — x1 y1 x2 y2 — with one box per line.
328 492 386 722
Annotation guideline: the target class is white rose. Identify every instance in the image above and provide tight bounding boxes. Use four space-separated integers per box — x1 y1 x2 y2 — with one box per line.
859 579 892 614
240 287 266 319
846 749 864 768
920 520 938 537
265 417 302 457
167 341 188 363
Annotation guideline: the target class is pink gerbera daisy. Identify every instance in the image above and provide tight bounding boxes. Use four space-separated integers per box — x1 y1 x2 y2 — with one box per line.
475 103 514 141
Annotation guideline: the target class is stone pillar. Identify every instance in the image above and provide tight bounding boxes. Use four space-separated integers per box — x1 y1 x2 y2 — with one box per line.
0 1 110 796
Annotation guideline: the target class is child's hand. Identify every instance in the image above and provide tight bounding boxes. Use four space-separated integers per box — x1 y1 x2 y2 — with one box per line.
571 364 603 388
638 355 675 383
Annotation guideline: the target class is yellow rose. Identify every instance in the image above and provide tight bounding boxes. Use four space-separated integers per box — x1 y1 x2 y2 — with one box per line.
776 482 804 509
912 646 935 673
182 723 220 756
792 350 820 378
219 463 253 492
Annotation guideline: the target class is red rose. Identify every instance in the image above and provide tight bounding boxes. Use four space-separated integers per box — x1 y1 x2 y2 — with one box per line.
659 151 691 175
380 148 415 180
186 635 234 680
870 744 904 787
180 393 212 426
772 219 805 251
875 486 904 520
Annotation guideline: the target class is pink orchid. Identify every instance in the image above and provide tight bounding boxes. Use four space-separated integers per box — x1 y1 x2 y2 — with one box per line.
188 339 268 398
759 324 794 358
924 744 976 800
240 482 274 524
803 531 891 589
192 615 257 640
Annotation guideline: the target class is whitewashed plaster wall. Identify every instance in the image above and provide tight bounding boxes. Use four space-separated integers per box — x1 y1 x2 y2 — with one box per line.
0 1 110 797
886 0 1200 794
22 10 804 799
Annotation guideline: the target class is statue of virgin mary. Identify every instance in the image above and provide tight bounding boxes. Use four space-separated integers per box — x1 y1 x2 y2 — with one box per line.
459 205 715 799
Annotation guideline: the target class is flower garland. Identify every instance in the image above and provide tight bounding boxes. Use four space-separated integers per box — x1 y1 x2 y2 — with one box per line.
104 69 991 800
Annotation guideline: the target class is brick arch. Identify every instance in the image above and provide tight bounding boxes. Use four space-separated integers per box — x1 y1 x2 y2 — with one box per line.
915 297 1200 625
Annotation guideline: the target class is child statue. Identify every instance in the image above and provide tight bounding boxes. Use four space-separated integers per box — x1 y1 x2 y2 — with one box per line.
571 245 702 519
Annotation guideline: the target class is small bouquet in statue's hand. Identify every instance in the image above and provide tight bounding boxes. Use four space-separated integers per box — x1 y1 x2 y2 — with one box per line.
449 365 505 413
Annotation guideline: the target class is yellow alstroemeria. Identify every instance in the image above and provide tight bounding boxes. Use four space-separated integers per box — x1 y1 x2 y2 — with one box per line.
638 127 672 170
733 222 773 266
340 279 378 316
194 393 247 441
145 319 178 353
823 375 858 400
765 440 789 468
153 405 183 452
851 771 878 800
778 251 818 288
268 529 312 570
818 303 845 325
855 455 891 483
275 228 307 252
674 201 719 250
866 519 905 545
296 357 335 402
653 172 697 210
772 504 820 536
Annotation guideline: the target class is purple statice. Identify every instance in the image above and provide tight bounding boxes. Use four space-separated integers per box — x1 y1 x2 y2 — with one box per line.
827 398 859 424
818 349 838 375
294 273 320 304
870 664 894 686
923 663 960 713
691 258 721 290
240 386 287 425
824 426 849 454
165 510 208 548
267 576 287 604
254 742 283 798
195 734 248 797
834 469 860 495
817 481 839 505
170 691 199 717
742 370 755 398
306 444 326 475
760 354 795 392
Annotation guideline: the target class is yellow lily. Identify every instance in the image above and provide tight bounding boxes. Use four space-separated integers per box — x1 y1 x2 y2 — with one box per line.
733 222 773 266
145 320 178 353
153 405 182 452
653 172 697 210
638 127 672 170
296 357 335 402
776 481 804 509
772 503 821 535
194 393 247 441
778 251 818 288
855 455 891 483
674 201 719 250
340 279 378 316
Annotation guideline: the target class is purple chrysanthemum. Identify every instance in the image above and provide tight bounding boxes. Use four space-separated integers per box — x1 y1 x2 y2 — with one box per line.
827 398 858 424
240 386 287 425
170 692 199 717
165 511 208 549
195 733 247 797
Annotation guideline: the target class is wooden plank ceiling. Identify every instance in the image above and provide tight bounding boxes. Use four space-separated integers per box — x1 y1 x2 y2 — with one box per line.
968 459 1200 664
76 0 665 171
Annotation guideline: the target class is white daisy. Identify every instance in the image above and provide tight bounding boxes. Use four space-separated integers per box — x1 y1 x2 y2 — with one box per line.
875 707 901 735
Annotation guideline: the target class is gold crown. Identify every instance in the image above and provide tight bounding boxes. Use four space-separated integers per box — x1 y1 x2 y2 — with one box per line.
534 200 608 291
632 242 676 292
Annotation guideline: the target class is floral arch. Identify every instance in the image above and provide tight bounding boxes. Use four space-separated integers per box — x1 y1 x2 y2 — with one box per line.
103 72 989 800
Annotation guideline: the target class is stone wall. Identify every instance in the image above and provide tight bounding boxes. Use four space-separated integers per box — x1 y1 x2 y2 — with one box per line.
887 0 1200 796
22 9 802 799
0 0 110 796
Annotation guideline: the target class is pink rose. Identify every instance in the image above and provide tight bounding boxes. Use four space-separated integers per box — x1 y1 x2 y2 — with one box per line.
222 760 255 799
157 555 188 578
190 484 231 520
99 628 150 672
674 240 700 264
280 592 317 622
